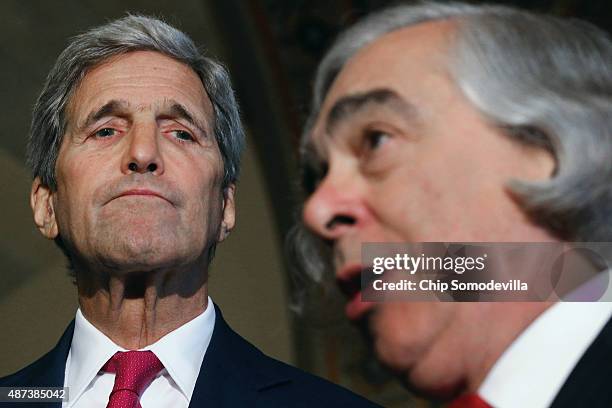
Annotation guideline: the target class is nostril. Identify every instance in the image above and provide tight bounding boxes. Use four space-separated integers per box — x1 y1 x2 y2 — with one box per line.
147 163 157 172
325 214 356 230
128 162 138 172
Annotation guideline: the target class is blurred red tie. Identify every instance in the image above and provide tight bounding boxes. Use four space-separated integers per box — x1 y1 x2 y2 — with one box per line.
448 393 492 408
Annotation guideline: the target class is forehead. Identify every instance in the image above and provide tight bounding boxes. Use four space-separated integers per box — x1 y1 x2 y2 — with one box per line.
67 50 213 125
310 20 457 142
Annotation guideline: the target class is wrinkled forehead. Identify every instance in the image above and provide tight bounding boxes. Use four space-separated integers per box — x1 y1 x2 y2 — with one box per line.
66 51 214 129
306 20 457 152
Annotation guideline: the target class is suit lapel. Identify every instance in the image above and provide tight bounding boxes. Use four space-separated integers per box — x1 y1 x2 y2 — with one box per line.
188 304 291 407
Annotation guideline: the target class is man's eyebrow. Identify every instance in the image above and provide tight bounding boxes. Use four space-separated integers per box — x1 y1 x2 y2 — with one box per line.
75 99 210 137
161 101 209 136
325 88 416 135
77 100 130 132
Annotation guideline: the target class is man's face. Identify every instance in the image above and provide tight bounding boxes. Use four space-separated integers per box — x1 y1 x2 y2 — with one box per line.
32 51 234 274
302 22 555 395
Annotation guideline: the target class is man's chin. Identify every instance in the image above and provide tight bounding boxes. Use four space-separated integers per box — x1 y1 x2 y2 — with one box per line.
374 354 463 401
404 371 465 401
94 246 190 274
355 312 416 388
361 310 463 401
94 232 188 264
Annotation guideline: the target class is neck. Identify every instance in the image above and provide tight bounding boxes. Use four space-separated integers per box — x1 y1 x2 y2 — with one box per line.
76 264 209 349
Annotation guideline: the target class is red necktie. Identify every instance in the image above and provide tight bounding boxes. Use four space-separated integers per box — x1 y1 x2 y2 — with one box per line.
448 394 492 408
102 350 164 408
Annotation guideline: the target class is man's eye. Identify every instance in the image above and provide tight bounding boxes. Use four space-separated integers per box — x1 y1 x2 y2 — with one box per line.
172 130 194 141
95 128 116 138
364 130 390 151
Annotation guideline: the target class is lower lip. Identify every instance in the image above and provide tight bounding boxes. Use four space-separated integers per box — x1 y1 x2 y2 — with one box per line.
345 292 376 321
120 193 164 200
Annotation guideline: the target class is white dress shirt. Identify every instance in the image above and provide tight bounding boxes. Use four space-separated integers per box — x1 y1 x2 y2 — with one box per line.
479 301 612 408
62 297 215 408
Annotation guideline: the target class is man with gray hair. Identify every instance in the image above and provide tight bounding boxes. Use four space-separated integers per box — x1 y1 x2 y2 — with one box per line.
0 15 376 408
298 1 612 407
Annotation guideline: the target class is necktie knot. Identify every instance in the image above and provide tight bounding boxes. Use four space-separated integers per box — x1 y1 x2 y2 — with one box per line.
102 350 164 407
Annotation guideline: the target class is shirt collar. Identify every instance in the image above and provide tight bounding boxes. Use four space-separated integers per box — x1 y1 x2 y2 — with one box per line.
479 301 612 408
146 299 215 400
65 297 215 405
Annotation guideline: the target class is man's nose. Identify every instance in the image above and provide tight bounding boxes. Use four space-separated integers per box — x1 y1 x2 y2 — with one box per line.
302 172 366 241
121 123 164 175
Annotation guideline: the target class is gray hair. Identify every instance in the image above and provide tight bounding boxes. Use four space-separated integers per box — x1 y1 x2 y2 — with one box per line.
292 1 612 288
27 14 245 191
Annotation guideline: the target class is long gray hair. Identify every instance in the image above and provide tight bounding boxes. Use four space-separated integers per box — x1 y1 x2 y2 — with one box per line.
27 14 245 191
290 1 612 292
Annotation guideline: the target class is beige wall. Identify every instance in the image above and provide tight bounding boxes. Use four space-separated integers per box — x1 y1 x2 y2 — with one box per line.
0 150 77 374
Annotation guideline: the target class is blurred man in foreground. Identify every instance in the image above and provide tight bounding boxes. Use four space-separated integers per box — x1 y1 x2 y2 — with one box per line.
0 15 376 408
297 2 612 407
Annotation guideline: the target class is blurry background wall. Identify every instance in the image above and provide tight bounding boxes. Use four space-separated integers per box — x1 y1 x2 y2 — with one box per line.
1 1 610 407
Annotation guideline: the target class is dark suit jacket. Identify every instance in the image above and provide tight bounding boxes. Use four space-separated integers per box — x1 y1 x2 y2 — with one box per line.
0 304 379 407
549 316 612 408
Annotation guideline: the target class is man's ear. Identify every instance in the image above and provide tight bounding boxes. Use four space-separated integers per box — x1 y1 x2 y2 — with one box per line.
218 184 236 242
30 177 59 239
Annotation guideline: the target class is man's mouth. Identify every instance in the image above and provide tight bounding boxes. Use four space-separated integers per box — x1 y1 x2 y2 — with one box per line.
115 189 172 204
337 264 377 321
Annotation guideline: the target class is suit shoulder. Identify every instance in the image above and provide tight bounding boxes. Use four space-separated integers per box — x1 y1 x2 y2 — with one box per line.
212 307 379 406
255 352 380 407
0 351 57 387
0 321 73 388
